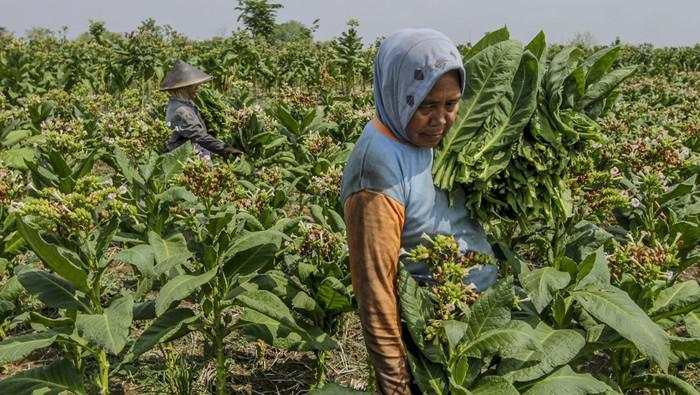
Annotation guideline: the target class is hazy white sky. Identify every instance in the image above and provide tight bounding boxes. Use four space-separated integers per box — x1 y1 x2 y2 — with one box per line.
1 0 698 46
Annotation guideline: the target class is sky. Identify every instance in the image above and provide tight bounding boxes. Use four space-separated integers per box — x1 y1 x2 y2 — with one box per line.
1 0 699 47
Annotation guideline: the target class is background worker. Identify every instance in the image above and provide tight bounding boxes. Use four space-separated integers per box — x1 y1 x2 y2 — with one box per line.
340 29 498 394
160 60 243 159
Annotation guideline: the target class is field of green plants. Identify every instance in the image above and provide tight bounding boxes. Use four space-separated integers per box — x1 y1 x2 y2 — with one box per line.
0 13 698 395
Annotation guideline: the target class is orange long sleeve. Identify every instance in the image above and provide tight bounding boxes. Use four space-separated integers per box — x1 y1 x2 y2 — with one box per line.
344 190 411 395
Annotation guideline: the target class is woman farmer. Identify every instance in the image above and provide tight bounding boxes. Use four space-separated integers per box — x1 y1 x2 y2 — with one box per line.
341 29 497 394
160 60 243 159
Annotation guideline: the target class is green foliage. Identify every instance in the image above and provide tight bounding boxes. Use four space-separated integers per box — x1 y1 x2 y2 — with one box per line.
0 18 697 394
436 28 638 230
404 236 699 393
0 359 86 395
332 19 365 93
235 0 282 39
273 20 313 44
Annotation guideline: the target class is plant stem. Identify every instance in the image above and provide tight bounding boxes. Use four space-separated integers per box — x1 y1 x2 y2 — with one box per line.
212 289 227 395
215 330 226 395
314 350 329 387
97 350 110 395
73 343 83 374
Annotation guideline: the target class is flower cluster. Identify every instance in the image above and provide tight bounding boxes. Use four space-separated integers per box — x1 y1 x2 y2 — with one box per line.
227 105 256 133
10 177 136 236
615 129 690 173
255 165 286 188
582 188 630 222
305 134 336 156
0 108 24 129
278 86 317 111
307 165 342 202
176 157 241 201
294 222 345 264
24 89 72 115
609 240 678 284
0 165 24 205
326 100 374 141
408 235 496 340
233 188 274 217
96 108 169 156
39 117 87 154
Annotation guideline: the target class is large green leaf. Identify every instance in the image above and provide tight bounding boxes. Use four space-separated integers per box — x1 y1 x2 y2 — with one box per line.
155 186 197 204
573 248 610 290
0 147 36 170
501 322 586 382
90 219 119 264
0 359 86 395
17 219 88 291
443 320 469 352
525 31 547 61
434 40 523 190
465 277 514 340
397 265 435 351
669 336 700 362
583 46 621 87
159 141 191 183
1 129 32 147
458 319 539 359
29 312 72 329
124 307 197 363
472 376 519 395
222 230 284 279
155 267 217 316
17 270 90 312
0 275 23 301
544 46 583 116
572 286 671 370
317 277 352 312
578 66 637 110
148 231 191 264
235 290 337 351
75 294 134 354
148 232 191 276
113 147 139 184
459 49 540 183
649 280 700 320
522 365 612 395
0 332 57 365
658 174 697 206
464 26 510 61
115 244 156 277
628 373 699 395
520 267 571 313
406 351 447 395
674 221 700 258
685 311 700 337
564 221 613 262
234 270 321 317
132 300 156 321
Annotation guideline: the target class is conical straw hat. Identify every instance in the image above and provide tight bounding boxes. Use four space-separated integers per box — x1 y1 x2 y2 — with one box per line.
160 60 213 90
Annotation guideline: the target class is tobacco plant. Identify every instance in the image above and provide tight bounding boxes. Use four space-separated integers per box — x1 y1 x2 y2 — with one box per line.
401 235 699 394
0 216 129 394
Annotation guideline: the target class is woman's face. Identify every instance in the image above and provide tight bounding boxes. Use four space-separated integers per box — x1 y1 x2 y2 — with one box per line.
406 71 461 148
188 84 200 97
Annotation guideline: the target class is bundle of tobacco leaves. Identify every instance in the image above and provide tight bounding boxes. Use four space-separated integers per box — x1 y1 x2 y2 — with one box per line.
434 27 636 227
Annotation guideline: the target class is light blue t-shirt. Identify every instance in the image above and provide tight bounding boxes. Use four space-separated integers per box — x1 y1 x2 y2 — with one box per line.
341 121 497 291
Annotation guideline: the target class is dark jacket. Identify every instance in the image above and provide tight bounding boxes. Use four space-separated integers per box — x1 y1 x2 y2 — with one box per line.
165 97 226 156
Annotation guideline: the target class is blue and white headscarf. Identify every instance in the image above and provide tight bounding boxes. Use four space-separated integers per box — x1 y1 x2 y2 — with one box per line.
373 28 465 143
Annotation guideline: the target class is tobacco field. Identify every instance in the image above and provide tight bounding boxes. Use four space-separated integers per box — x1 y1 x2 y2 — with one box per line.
0 15 698 395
